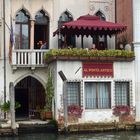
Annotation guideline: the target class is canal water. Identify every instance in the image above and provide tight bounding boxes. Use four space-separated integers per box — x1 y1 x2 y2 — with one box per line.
0 131 140 140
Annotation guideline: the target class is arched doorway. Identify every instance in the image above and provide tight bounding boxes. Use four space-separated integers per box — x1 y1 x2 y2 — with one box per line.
15 76 46 119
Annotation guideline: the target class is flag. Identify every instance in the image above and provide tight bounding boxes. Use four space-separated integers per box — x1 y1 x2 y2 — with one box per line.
9 16 14 64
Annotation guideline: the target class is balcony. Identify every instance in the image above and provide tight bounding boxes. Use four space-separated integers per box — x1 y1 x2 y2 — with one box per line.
11 49 135 70
12 49 48 70
45 49 135 63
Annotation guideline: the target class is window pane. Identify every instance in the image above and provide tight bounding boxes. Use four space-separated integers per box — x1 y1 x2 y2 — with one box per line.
22 25 29 49
85 82 111 109
85 83 96 109
15 24 20 49
35 11 49 24
115 82 129 105
98 83 110 109
16 10 29 23
67 82 80 106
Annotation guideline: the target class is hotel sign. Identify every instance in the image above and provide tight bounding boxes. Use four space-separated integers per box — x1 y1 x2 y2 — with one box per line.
83 62 113 77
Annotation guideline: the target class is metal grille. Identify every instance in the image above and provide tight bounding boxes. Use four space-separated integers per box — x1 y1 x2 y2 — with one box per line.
67 82 80 106
115 82 129 106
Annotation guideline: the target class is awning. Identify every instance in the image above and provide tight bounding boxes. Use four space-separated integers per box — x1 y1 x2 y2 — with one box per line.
54 14 127 37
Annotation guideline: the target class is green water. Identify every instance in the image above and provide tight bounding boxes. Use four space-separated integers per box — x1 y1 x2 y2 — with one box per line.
0 131 140 140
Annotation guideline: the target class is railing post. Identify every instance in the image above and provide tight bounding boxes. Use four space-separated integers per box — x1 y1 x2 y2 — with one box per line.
31 50 36 66
12 51 16 65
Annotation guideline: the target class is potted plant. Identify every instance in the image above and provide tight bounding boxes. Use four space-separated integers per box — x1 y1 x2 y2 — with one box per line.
41 69 54 120
0 100 21 113
0 100 21 120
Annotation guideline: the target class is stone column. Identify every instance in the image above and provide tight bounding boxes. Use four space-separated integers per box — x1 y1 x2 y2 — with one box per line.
134 43 140 122
30 20 35 49
9 82 17 134
133 0 140 122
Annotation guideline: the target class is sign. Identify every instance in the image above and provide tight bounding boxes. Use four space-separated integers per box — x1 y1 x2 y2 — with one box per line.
83 62 113 77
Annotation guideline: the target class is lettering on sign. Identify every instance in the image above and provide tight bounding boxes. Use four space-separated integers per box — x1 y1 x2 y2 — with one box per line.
83 62 113 77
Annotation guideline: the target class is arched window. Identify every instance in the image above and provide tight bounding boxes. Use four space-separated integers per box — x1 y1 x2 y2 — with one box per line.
15 9 30 49
94 11 107 50
58 11 75 48
96 11 106 21
34 10 49 49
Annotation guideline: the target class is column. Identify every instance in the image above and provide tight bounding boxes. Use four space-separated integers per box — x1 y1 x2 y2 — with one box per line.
133 0 140 122
30 20 35 49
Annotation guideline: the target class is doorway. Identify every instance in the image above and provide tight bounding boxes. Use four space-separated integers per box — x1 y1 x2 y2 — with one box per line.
15 88 28 118
15 76 46 120
34 25 48 49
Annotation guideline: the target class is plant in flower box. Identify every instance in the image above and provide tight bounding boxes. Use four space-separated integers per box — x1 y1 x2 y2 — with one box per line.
112 105 134 122
67 104 83 123
41 69 54 120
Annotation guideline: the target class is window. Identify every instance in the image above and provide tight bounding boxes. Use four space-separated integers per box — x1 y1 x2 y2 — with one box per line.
94 11 107 50
34 10 49 49
85 82 111 109
115 82 130 106
67 82 80 106
15 9 30 49
58 11 75 48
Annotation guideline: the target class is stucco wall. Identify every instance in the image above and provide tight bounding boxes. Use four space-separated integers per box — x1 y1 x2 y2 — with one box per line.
55 60 135 122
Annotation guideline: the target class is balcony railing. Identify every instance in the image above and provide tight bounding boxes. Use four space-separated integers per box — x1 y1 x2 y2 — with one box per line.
11 49 135 70
12 49 48 69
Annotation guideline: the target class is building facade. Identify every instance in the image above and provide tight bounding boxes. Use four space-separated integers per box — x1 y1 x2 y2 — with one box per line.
0 0 136 124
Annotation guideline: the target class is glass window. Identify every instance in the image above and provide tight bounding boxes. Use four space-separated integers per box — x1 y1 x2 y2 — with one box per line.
58 11 75 48
34 10 49 49
22 25 29 49
85 82 111 109
35 11 49 25
15 24 20 49
15 9 29 49
16 10 29 23
115 82 130 106
67 82 80 106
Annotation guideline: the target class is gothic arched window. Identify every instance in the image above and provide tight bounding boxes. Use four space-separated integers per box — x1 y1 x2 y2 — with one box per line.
58 11 75 48
34 10 49 49
94 11 107 50
15 9 30 49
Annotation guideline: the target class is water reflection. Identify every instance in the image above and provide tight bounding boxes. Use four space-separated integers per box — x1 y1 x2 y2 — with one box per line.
0 131 140 140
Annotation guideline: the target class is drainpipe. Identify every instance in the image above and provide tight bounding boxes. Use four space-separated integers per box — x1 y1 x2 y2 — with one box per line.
3 0 6 118
115 0 117 49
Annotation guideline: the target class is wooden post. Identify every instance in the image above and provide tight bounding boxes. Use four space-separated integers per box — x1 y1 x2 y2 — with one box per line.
58 71 68 132
63 81 68 131
9 82 17 135
81 36 84 48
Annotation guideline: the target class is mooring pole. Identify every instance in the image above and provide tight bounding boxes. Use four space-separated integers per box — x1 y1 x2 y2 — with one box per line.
63 81 68 131
58 71 68 132
9 82 17 135
3 0 6 119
